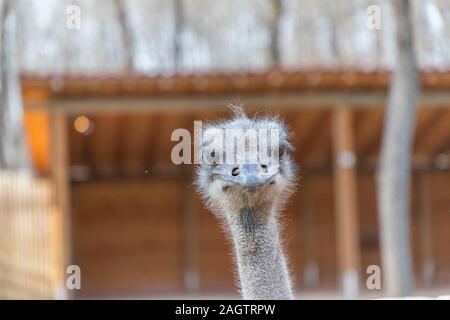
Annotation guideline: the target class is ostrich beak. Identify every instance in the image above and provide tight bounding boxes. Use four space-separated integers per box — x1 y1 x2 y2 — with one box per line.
237 164 274 192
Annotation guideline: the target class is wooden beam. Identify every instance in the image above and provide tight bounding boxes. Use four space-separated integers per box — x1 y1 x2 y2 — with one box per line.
306 124 332 166
300 111 331 166
154 115 186 165
300 174 320 288
417 173 435 286
50 108 71 299
25 90 450 115
427 112 450 156
415 110 450 156
182 185 199 292
412 109 440 150
332 109 361 298
89 115 121 177
121 115 152 175
356 109 384 159
295 109 326 155
20 70 450 98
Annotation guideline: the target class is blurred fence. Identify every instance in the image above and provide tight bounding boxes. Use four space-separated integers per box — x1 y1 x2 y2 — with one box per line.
0 171 62 299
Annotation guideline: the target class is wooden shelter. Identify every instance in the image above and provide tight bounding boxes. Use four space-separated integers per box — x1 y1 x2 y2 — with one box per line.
21 69 450 297
2 0 448 299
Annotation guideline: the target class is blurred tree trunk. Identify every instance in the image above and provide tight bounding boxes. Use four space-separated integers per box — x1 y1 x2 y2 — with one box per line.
0 0 30 170
116 0 133 73
378 0 418 297
173 0 183 70
269 0 282 64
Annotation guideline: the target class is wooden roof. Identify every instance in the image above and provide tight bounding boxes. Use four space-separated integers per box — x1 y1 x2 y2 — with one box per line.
66 108 450 182
22 70 450 101
21 70 450 177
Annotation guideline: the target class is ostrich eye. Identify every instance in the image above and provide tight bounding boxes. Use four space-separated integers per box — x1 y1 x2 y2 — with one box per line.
261 164 268 173
203 148 220 166
210 150 219 166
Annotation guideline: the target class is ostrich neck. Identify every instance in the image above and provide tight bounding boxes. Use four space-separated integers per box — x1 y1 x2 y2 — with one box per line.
226 207 293 300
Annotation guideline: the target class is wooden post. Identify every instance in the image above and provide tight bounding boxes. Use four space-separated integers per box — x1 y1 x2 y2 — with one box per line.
332 109 360 299
50 108 71 299
418 173 435 286
183 185 199 292
300 174 320 288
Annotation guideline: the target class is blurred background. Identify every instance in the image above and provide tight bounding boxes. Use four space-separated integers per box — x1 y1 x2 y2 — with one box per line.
0 0 449 299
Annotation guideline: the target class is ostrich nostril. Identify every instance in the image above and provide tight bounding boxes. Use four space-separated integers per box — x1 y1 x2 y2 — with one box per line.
231 167 240 176
261 164 268 173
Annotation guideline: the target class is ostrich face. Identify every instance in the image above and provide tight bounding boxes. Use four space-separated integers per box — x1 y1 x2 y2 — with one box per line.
196 111 296 214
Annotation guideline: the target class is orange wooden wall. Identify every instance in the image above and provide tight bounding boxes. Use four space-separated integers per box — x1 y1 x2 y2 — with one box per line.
71 172 450 297
72 180 184 297
24 110 50 174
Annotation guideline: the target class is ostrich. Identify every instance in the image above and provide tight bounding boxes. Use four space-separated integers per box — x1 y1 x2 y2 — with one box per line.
195 108 296 300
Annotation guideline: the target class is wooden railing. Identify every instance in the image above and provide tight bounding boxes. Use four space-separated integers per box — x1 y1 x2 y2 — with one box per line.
0 170 62 299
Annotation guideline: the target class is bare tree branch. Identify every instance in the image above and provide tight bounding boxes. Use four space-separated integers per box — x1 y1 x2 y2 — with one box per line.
173 0 184 71
270 0 282 64
378 0 418 297
115 0 134 73
0 0 30 170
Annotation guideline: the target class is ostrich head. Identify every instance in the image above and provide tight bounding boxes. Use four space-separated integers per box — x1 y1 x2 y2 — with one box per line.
195 108 296 217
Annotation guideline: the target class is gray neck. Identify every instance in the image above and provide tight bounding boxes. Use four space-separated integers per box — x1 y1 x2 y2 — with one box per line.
226 208 293 300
